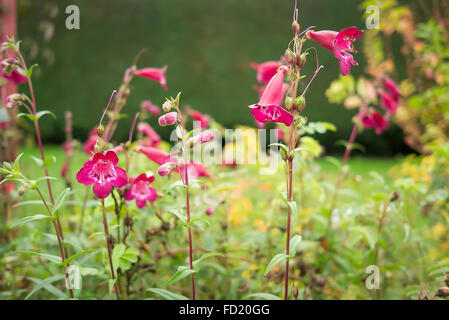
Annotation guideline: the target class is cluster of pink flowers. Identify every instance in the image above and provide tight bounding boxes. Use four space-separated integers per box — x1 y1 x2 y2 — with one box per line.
357 76 401 135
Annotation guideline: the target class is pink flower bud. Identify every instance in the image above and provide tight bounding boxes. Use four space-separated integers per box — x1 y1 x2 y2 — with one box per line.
192 130 214 145
158 112 178 126
157 163 171 177
162 100 173 112
206 207 214 216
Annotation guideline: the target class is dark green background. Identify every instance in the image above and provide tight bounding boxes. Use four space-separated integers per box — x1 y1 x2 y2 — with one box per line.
17 0 410 155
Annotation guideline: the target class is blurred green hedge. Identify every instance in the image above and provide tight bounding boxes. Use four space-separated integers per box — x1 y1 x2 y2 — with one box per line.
17 0 411 155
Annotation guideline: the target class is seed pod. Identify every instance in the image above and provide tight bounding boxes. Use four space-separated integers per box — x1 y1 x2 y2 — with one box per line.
389 191 400 202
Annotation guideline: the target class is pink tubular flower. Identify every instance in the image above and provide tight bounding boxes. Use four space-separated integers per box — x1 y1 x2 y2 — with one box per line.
179 162 211 181
383 77 401 101
83 128 99 155
141 100 160 116
137 146 171 165
191 130 214 145
135 65 168 90
76 151 128 199
380 91 398 115
124 174 157 208
248 66 293 126
309 27 363 76
0 58 27 84
158 112 178 126
187 109 210 128
250 61 280 84
137 122 161 146
157 158 177 177
358 111 389 135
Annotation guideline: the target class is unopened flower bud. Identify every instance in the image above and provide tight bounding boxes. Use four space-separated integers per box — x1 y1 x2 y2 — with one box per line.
284 49 295 62
18 186 26 197
344 95 362 109
285 96 293 110
295 96 306 109
292 21 300 35
6 93 24 109
157 163 171 177
206 207 214 216
299 52 307 66
191 130 214 145
158 112 178 126
162 100 173 112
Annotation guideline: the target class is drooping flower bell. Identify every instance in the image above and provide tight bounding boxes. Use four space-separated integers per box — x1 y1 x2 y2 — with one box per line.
137 146 172 165
380 91 398 115
187 108 210 128
124 174 157 208
250 61 280 84
0 58 27 84
76 151 128 199
135 65 168 90
83 127 99 155
308 27 363 76
358 110 389 135
382 77 400 101
137 122 161 146
248 66 293 126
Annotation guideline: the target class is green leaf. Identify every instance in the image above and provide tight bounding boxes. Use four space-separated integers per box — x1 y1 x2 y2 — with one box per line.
17 113 37 121
267 143 289 153
162 266 196 287
26 64 38 78
62 249 97 267
348 226 377 250
8 214 55 229
289 235 302 256
192 253 223 271
264 253 288 276
186 217 210 228
16 251 62 264
13 153 24 172
147 288 189 300
28 277 66 299
168 209 187 223
36 110 56 120
25 275 65 300
165 180 186 193
52 188 71 217
243 293 282 300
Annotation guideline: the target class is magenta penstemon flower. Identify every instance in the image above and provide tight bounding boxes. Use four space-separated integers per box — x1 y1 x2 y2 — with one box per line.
187 108 210 128
250 61 280 84
141 100 161 116
248 66 293 126
358 110 389 134
76 151 128 198
308 27 363 76
124 174 157 208
380 90 398 115
135 65 168 90
137 122 161 146
137 145 172 165
0 58 27 84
